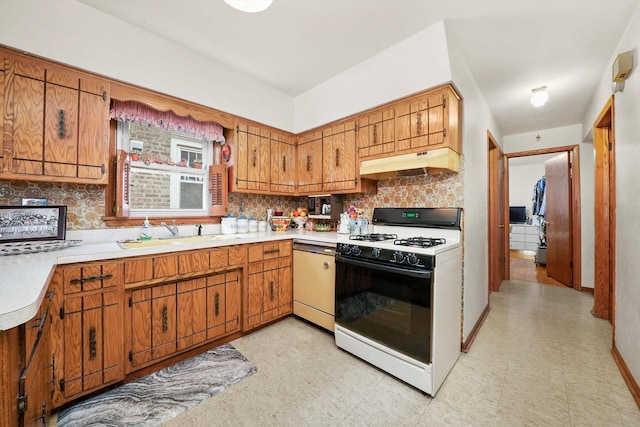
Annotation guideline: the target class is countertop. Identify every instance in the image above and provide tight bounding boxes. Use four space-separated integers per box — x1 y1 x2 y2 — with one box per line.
0 229 344 331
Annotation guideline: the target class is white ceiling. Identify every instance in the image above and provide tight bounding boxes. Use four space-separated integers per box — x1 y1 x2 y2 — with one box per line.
79 0 639 136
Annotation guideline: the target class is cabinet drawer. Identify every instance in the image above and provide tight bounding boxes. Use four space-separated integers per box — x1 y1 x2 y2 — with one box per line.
178 250 209 274
62 263 122 294
153 254 178 279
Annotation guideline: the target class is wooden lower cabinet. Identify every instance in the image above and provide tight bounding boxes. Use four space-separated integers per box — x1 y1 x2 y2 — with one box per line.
246 242 293 330
126 270 242 372
50 262 125 408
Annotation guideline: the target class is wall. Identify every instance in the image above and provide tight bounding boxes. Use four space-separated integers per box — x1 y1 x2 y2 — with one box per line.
0 0 294 131
508 162 546 219
294 22 452 132
503 124 595 289
584 4 640 386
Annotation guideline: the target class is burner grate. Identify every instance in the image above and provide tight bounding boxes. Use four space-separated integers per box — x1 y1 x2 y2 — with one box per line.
394 237 447 248
349 233 398 242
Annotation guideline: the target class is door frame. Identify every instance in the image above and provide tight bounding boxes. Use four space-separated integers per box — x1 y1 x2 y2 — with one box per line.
504 145 582 290
593 96 616 323
487 131 508 292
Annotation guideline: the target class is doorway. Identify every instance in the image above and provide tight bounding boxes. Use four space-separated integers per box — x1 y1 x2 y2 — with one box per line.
503 145 582 290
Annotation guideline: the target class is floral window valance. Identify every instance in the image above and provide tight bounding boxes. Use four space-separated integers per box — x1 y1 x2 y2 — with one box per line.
109 99 225 144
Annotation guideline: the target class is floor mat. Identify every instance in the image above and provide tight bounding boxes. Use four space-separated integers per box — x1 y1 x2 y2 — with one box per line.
56 343 257 426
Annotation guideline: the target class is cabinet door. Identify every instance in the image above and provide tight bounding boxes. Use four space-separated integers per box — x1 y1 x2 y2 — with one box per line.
151 284 177 360
234 123 270 192
296 130 323 194
44 82 78 178
10 72 45 175
206 273 227 339
357 109 395 159
246 263 264 329
59 290 123 401
128 288 153 369
322 121 357 192
177 278 207 351
278 257 293 316
0 62 4 170
77 88 109 181
262 260 280 323
270 131 296 194
225 270 241 333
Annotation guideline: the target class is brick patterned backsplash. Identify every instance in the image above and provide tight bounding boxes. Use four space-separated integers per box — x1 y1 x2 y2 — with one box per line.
0 156 463 230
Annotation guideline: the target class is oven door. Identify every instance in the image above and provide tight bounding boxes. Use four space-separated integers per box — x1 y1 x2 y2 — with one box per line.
335 254 433 364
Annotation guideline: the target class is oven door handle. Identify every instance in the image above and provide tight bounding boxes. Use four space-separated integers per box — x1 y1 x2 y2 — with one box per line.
336 255 432 280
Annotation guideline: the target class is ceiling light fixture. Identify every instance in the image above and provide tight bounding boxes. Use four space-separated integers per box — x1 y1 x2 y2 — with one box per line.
224 0 273 13
530 86 549 108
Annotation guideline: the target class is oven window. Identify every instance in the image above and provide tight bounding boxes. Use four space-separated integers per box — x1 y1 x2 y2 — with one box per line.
335 258 433 364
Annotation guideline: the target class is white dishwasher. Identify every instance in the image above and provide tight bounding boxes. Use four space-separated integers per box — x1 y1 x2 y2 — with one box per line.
293 240 336 332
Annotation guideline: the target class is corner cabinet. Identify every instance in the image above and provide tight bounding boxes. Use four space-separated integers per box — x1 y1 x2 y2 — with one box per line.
1 48 110 184
49 261 125 408
246 241 293 330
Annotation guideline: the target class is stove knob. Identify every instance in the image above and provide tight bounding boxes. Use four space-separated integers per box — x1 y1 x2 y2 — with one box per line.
392 251 405 264
351 246 362 256
371 248 381 258
407 253 419 266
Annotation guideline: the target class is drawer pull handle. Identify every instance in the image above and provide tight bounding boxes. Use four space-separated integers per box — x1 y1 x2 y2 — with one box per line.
69 273 113 284
215 292 220 316
89 327 97 360
263 249 280 255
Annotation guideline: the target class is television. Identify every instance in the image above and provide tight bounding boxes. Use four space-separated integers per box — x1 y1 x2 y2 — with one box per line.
509 206 527 224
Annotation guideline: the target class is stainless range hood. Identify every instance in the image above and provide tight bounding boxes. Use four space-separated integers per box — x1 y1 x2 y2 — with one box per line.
359 148 460 180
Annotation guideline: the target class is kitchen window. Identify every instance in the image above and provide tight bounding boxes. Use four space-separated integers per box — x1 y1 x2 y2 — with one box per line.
109 97 228 220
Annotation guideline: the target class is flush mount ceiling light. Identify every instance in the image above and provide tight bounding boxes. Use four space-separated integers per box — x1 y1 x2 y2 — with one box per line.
224 0 273 13
530 86 549 108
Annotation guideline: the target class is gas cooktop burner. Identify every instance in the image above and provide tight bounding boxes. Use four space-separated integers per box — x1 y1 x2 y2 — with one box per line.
349 233 398 242
394 237 447 248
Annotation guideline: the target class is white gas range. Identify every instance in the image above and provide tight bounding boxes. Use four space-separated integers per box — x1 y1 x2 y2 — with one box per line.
334 207 462 396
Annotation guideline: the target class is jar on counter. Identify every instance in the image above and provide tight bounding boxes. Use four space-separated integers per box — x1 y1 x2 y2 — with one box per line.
237 215 249 233
248 217 258 232
221 215 238 235
258 219 267 232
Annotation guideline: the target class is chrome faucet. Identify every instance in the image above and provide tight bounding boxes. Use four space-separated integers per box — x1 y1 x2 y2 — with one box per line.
160 220 179 236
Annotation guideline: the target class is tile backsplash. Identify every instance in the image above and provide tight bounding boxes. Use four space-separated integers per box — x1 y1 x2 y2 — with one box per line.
0 156 463 230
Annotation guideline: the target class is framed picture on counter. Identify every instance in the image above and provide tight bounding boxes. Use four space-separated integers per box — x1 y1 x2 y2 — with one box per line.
0 205 67 243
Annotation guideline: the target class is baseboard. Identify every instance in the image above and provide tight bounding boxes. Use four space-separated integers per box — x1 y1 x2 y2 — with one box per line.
612 345 640 409
461 303 490 353
581 287 594 294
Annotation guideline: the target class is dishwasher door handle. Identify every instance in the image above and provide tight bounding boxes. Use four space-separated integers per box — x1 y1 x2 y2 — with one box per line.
323 261 330 269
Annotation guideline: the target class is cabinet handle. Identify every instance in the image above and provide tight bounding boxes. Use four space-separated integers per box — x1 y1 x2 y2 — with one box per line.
34 401 47 426
162 306 168 332
215 292 220 316
373 124 377 145
306 155 311 172
102 90 107 101
263 249 280 255
323 261 330 269
253 149 257 167
58 110 66 139
269 281 274 301
416 111 422 135
335 148 340 167
69 273 113 285
89 327 97 360
282 156 286 172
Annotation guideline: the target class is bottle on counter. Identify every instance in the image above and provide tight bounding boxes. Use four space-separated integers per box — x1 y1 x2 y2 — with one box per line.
140 216 152 240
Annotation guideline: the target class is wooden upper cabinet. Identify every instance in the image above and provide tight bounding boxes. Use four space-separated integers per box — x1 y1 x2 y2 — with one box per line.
396 85 461 154
231 122 270 192
296 130 323 194
1 49 110 183
269 131 296 194
0 56 5 171
322 120 357 192
356 108 395 160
